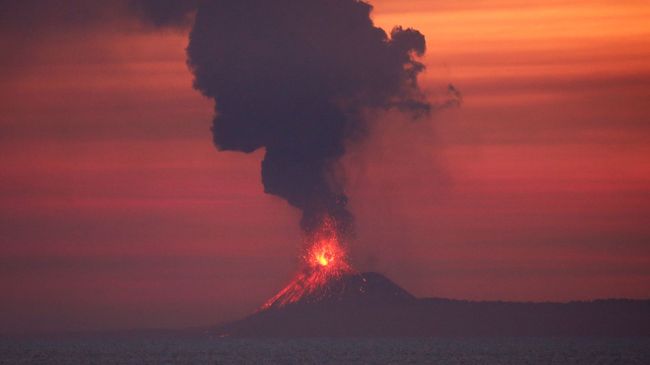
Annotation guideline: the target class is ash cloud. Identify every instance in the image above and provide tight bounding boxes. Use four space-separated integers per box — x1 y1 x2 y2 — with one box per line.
128 0 199 28
133 0 430 236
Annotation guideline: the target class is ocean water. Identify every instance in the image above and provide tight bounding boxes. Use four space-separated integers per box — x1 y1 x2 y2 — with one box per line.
1 337 649 364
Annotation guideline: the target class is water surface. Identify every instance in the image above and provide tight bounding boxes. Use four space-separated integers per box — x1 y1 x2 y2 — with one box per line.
1 337 648 364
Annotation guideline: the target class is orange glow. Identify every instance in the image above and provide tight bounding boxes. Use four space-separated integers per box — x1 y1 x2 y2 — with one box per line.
261 216 353 310
317 253 329 266
371 0 650 85
306 218 349 270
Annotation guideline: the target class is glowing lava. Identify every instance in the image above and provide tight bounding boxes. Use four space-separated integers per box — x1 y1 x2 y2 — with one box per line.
308 236 345 269
317 253 330 266
261 217 353 310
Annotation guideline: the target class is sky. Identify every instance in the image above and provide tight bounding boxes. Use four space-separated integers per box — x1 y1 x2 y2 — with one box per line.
1 0 649 334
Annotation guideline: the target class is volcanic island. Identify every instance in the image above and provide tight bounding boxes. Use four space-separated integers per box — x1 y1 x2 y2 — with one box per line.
212 219 650 338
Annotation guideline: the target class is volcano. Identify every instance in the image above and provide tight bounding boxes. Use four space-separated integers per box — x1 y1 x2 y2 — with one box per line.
214 271 650 337
263 271 415 310
216 271 420 337
212 218 649 337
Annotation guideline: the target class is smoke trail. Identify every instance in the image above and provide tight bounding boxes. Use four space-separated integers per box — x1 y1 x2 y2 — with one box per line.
134 0 429 236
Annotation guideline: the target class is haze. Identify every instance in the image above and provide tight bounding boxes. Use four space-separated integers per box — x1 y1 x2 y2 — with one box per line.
1 0 649 334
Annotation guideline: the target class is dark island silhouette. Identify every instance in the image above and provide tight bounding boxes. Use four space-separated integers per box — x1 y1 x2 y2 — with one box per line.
214 272 650 337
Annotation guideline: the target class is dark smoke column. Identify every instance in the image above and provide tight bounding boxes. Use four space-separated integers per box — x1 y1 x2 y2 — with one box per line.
186 0 429 236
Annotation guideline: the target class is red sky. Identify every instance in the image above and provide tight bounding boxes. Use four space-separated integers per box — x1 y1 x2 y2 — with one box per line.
1 0 649 334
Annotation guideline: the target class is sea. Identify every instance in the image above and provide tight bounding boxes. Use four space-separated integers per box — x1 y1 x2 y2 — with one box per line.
1 337 649 364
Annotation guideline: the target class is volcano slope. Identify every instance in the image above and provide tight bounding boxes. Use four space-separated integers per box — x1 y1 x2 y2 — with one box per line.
214 272 650 337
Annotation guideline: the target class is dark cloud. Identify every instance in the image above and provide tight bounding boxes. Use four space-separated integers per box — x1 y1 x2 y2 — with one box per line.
442 83 463 109
0 0 193 37
134 0 430 236
128 0 198 28
3 0 431 237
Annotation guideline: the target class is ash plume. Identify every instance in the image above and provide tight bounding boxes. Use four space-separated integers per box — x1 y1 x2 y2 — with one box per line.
133 0 430 236
129 0 199 28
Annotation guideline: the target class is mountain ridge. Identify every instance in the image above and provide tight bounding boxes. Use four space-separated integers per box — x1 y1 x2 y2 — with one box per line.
215 272 650 337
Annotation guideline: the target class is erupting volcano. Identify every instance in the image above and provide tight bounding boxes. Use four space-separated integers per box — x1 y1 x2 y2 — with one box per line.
262 217 354 310
177 0 431 327
123 1 650 339
140 2 435 308
133 0 446 334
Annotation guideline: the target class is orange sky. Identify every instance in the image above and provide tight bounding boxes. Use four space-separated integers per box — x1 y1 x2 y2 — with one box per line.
1 0 649 334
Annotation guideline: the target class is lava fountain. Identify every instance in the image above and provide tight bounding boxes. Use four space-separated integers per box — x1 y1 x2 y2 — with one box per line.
262 217 354 310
